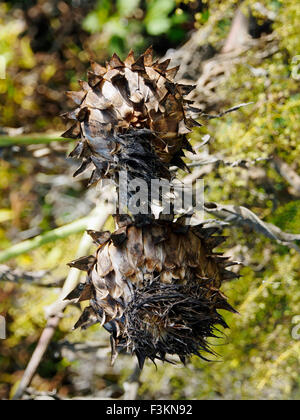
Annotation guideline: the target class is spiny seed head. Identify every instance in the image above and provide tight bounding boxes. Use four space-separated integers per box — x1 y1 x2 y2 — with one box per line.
66 217 239 366
62 48 201 186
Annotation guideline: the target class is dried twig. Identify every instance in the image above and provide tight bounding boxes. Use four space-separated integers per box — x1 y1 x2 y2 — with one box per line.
0 265 61 287
12 315 61 401
188 155 269 169
200 102 254 119
204 202 300 252
0 265 46 284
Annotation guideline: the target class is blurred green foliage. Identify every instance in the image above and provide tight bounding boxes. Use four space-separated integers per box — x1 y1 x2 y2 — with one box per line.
0 0 300 400
0 4 36 126
271 201 300 232
83 0 202 57
83 0 192 56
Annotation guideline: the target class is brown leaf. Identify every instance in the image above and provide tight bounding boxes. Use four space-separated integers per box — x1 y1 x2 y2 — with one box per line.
87 230 111 246
68 255 96 271
90 61 107 76
165 66 180 80
61 123 81 139
66 91 86 105
109 53 124 69
143 46 154 66
153 59 171 74
111 226 128 247
73 306 99 330
64 282 93 302
124 49 135 66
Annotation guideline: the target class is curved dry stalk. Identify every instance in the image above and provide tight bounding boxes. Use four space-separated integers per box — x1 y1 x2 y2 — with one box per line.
0 265 56 286
204 202 300 252
12 201 113 400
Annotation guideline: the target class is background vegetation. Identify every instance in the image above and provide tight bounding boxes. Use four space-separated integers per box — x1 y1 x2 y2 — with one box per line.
0 0 299 400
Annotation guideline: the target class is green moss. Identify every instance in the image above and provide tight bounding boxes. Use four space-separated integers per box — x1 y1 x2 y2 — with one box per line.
270 201 300 232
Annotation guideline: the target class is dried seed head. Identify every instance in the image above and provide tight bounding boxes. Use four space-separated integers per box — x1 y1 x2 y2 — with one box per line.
122 282 229 367
62 48 200 186
66 218 238 366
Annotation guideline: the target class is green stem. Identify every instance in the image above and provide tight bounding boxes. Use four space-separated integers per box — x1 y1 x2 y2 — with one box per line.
0 217 91 263
0 133 72 147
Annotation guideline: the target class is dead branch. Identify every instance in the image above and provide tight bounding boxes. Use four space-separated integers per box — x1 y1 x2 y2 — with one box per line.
0 265 46 284
0 265 64 287
204 202 300 252
187 154 269 169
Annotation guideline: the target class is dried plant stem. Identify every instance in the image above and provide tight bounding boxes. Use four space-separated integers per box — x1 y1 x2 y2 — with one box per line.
12 202 113 400
12 315 61 401
0 264 52 285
